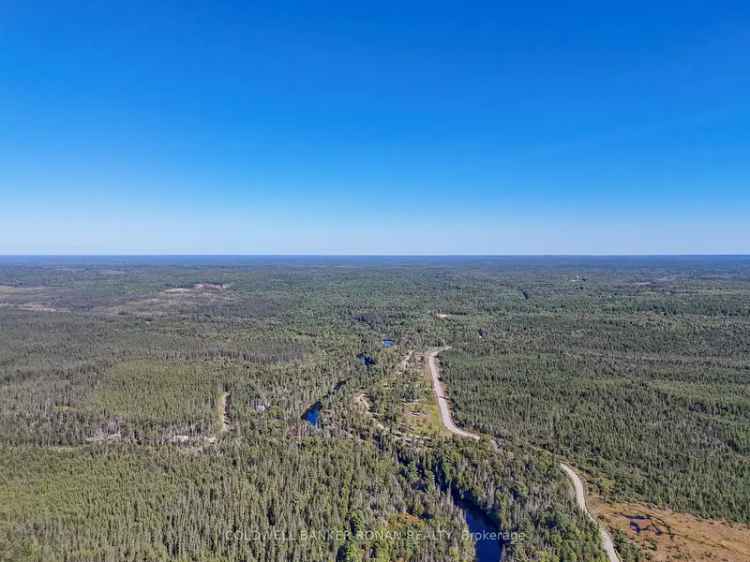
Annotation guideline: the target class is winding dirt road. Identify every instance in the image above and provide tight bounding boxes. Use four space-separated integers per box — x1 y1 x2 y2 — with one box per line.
427 347 620 562
560 464 621 562
426 346 479 440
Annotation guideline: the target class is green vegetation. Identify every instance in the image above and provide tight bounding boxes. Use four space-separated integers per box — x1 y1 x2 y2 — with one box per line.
1 256 748 560
0 440 470 562
437 262 750 523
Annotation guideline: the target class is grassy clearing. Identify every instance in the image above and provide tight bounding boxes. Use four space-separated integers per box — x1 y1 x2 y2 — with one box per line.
399 354 451 439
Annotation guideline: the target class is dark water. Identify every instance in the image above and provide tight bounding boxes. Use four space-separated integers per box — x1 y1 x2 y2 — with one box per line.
455 497 503 562
356 353 376 366
302 381 347 429
301 391 501 560
383 339 394 348
302 402 322 427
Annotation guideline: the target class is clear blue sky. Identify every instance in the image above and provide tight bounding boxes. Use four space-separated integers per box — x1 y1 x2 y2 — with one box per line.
1 1 748 254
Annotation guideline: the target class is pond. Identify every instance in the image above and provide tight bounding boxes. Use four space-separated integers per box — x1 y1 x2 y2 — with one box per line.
301 402 322 427
301 381 347 429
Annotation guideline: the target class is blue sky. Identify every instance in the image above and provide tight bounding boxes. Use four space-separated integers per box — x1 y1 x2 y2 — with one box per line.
1 1 748 254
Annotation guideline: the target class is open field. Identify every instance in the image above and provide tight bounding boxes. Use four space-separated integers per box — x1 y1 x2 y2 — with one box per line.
591 500 750 562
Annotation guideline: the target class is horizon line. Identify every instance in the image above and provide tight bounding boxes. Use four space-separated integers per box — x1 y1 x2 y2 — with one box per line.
1 253 749 258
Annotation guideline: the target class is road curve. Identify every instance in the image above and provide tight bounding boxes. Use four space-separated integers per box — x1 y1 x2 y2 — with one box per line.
426 347 620 562
426 347 480 441
560 463 621 562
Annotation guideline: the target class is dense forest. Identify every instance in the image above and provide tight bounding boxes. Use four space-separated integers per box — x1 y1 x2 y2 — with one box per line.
1 256 748 561
436 261 750 523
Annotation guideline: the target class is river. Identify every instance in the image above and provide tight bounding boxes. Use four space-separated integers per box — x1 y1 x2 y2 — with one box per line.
455 495 503 562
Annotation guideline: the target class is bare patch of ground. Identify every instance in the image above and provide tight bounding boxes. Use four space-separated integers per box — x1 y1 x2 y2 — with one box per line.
18 303 62 313
0 285 40 295
0 285 66 313
0 301 64 313
105 283 235 316
85 431 122 444
193 282 230 290
353 392 385 431
217 392 230 433
163 282 229 294
353 392 371 411
591 499 750 562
